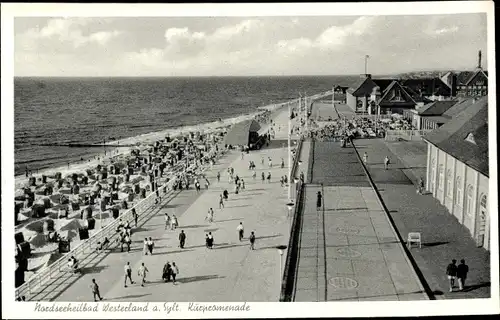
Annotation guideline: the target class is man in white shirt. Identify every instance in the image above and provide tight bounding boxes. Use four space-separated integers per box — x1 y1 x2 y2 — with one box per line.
237 222 244 241
124 262 134 287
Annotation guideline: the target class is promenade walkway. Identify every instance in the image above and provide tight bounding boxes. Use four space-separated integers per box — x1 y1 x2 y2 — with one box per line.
50 109 300 302
353 138 491 299
293 140 427 301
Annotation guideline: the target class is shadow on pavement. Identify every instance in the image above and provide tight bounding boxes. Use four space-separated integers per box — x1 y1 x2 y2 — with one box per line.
462 282 491 292
422 241 450 247
155 249 195 255
81 265 108 274
178 275 225 284
214 218 243 223
180 224 209 229
108 293 152 300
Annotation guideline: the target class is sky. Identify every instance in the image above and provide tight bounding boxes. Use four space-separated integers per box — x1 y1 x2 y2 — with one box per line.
13 14 488 77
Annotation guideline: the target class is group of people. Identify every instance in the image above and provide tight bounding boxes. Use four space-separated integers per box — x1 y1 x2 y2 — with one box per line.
362 152 391 170
446 259 470 292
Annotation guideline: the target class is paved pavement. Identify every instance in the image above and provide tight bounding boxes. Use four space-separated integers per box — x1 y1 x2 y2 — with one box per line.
353 138 491 299
293 140 427 301
310 102 338 122
45 109 305 302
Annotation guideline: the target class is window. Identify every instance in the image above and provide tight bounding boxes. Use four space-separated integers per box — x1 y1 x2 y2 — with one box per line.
438 165 444 190
446 169 453 197
466 185 474 216
480 194 487 211
455 177 462 206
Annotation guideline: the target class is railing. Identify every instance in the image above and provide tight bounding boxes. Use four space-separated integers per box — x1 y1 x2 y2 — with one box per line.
15 149 221 301
280 137 305 302
385 129 432 141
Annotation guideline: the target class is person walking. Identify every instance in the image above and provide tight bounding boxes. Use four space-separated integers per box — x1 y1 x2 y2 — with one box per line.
164 213 171 230
132 208 138 227
268 157 273 168
147 237 155 255
171 215 178 230
124 262 134 287
241 179 245 190
267 172 271 183
249 231 256 250
217 172 220 182
207 232 214 249
457 259 469 291
261 156 264 166
162 262 172 282
316 191 322 210
261 171 265 182
363 152 368 164
123 233 131 253
252 170 256 180
90 279 103 301
205 234 209 248
219 194 224 209
171 262 179 285
384 156 390 170
281 158 285 169
446 259 458 292
137 263 149 287
143 238 149 255
418 177 425 194
179 230 186 248
237 222 244 241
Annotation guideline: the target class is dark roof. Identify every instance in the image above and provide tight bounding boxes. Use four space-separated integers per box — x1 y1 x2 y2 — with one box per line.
224 120 261 146
399 78 452 97
442 98 476 118
418 100 459 116
373 79 397 92
456 71 474 85
346 78 368 94
379 81 416 104
424 96 489 177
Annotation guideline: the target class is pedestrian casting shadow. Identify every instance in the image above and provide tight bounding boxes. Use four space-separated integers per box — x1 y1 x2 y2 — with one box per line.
462 282 491 292
422 241 450 247
179 275 226 284
215 218 243 223
80 265 108 274
187 242 230 249
432 290 444 296
108 293 152 300
215 243 248 250
181 224 209 229
156 249 195 255
257 234 282 240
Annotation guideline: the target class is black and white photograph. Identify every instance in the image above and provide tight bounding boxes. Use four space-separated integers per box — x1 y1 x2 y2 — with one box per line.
1 2 498 318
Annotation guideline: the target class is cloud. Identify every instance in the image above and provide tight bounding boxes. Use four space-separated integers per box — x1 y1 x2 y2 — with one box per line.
276 16 376 54
20 18 122 49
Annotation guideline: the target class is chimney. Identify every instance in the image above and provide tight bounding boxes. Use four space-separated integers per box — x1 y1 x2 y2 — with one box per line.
478 50 482 69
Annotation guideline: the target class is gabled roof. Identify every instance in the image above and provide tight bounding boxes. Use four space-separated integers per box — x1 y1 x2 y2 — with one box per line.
379 80 416 104
464 68 489 86
373 79 397 92
417 100 459 116
347 77 379 97
442 98 477 118
424 96 489 177
456 71 475 85
399 78 452 97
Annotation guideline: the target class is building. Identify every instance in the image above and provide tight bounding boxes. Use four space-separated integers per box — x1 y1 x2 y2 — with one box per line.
346 74 379 113
403 100 459 130
423 96 489 250
440 50 489 97
346 74 452 114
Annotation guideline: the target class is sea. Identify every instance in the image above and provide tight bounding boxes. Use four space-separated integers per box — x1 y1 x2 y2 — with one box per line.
14 76 359 176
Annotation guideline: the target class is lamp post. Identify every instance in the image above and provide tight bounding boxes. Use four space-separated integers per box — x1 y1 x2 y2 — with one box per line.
276 244 288 296
288 103 292 201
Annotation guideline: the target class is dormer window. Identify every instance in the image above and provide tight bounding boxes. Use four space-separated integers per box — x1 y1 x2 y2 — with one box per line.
465 133 476 144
